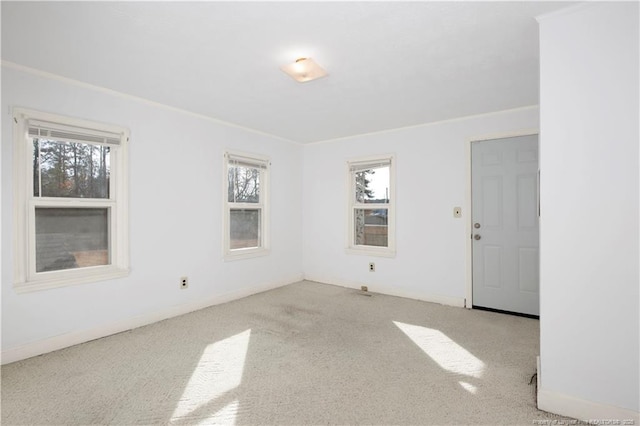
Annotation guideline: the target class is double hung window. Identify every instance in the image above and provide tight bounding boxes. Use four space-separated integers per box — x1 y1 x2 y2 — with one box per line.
13 108 129 292
347 155 395 257
224 151 269 259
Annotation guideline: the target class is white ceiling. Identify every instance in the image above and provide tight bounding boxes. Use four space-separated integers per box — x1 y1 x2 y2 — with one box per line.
2 1 574 144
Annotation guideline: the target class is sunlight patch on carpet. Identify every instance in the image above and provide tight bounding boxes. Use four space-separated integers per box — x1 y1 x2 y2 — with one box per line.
393 321 485 379
170 329 251 423
194 400 239 426
458 381 478 394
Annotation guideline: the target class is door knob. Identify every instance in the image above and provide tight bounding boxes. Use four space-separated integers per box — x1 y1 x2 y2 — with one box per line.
474 234 481 240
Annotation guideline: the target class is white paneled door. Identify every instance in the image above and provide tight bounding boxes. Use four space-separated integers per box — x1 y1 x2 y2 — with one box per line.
471 135 539 316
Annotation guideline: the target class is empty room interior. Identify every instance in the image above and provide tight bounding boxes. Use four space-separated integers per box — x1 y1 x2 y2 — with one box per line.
1 1 639 425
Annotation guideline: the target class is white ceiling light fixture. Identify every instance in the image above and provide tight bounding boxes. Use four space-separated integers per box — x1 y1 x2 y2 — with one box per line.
280 58 328 83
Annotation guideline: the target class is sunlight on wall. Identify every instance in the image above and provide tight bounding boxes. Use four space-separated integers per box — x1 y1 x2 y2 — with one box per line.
170 329 251 424
393 321 485 379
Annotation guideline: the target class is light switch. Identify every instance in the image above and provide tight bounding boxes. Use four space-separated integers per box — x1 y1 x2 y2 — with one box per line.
453 207 462 218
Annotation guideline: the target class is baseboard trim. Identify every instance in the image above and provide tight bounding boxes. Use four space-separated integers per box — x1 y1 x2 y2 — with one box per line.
1 275 303 365
304 275 465 308
538 387 639 424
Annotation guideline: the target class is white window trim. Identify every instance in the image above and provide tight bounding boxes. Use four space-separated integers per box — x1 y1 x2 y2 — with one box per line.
223 150 270 261
12 108 130 293
346 154 396 258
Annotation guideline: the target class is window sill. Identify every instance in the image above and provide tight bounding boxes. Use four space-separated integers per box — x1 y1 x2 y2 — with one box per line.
224 248 270 262
14 267 130 294
345 247 396 258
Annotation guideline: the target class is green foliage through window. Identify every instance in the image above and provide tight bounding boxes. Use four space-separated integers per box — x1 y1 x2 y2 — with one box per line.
32 139 110 199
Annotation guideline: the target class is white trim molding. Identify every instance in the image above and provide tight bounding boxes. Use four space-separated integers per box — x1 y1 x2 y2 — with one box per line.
2 61 299 145
536 356 639 423
345 153 396 258
464 129 539 309
306 105 540 146
12 107 130 292
304 275 465 308
538 388 640 424
1 275 303 365
222 149 271 261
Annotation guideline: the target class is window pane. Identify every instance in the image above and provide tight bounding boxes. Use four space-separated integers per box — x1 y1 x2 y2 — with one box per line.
230 209 261 249
33 139 110 199
228 166 260 203
35 208 109 272
355 165 390 203
354 208 388 247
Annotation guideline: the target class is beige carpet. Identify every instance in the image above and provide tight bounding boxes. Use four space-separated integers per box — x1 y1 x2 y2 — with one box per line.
1 281 570 425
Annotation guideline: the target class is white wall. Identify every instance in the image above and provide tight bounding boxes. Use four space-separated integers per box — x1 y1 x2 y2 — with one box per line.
538 2 639 420
302 107 538 305
1 64 303 362
2 63 540 362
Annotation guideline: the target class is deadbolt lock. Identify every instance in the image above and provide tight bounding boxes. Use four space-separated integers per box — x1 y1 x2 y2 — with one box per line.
474 223 481 229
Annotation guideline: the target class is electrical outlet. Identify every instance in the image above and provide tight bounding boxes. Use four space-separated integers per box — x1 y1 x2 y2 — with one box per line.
180 277 188 289
361 285 368 292
369 262 375 272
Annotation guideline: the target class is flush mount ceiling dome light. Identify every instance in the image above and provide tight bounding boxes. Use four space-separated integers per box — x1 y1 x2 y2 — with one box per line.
280 57 328 83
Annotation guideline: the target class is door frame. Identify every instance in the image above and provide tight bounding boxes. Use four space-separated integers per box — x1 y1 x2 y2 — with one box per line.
464 129 539 310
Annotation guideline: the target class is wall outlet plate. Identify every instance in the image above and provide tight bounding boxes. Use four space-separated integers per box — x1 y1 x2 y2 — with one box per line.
180 277 188 289
453 207 462 218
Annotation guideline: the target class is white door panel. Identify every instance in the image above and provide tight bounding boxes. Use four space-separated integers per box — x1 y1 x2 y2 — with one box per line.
472 135 539 316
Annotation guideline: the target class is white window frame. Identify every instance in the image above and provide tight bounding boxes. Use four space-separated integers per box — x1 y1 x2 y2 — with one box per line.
346 154 396 257
12 108 130 293
223 150 270 260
